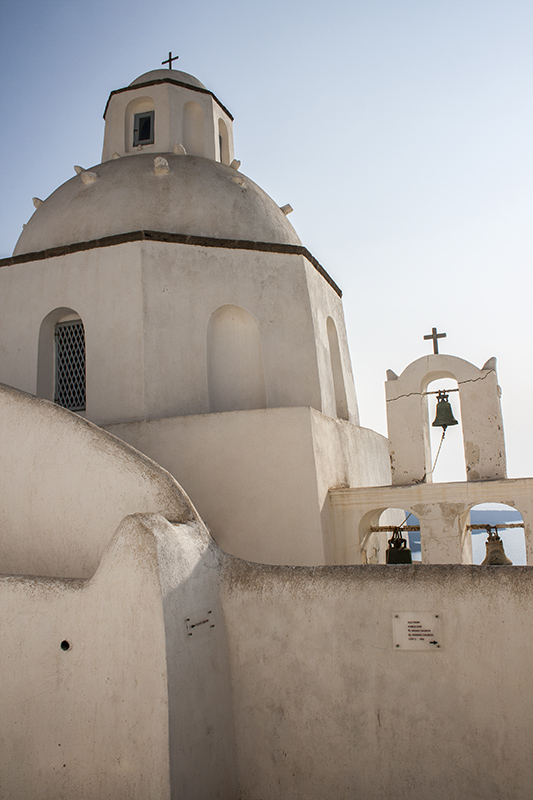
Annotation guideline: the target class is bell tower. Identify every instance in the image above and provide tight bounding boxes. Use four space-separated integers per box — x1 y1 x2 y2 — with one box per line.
386 353 506 484
101 68 235 163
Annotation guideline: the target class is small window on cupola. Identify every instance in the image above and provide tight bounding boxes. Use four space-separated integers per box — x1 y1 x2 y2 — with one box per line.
133 110 154 146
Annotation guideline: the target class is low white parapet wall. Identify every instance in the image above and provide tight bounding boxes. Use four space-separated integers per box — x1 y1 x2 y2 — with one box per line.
328 478 533 564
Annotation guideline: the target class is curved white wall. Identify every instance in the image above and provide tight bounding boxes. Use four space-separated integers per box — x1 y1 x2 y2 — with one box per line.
0 383 196 578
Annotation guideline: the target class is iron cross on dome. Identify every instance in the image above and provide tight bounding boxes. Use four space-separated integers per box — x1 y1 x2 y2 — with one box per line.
424 327 446 354
162 51 179 69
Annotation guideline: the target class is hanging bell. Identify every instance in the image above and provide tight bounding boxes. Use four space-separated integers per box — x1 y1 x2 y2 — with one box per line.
481 529 513 566
386 528 413 564
432 390 459 430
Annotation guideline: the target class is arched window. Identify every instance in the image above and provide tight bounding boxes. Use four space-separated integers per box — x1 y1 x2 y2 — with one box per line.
207 305 266 413
54 319 86 411
327 317 348 420
37 309 86 412
218 118 229 164
183 101 205 157
124 96 155 153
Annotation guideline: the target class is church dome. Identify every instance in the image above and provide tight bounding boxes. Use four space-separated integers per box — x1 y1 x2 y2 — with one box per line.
129 69 207 90
14 155 301 255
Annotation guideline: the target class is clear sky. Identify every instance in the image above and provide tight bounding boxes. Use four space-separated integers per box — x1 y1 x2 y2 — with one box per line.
1 0 532 481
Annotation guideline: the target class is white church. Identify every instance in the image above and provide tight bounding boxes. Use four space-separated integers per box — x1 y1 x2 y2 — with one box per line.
1 65 532 800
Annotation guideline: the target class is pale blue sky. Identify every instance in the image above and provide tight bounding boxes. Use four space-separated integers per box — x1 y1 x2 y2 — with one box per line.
1 0 532 480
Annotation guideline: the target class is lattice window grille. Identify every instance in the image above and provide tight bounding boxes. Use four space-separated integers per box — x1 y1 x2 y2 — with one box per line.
54 320 86 411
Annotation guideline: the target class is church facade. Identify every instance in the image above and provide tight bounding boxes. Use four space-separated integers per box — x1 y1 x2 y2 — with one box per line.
0 66 532 800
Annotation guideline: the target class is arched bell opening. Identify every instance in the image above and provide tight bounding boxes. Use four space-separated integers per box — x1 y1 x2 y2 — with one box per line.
359 507 418 564
468 503 525 565
425 377 465 483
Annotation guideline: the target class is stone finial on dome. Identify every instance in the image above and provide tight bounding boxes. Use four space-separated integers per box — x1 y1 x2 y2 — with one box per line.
80 170 98 185
101 68 235 166
154 157 170 175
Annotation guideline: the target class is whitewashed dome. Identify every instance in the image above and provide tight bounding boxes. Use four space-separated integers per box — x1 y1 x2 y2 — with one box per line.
130 69 207 89
14 154 301 255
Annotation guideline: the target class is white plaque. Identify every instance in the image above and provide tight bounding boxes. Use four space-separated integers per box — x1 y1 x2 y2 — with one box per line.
393 612 441 650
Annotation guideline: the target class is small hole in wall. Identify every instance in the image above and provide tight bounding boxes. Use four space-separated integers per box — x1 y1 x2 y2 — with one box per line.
60 640 71 651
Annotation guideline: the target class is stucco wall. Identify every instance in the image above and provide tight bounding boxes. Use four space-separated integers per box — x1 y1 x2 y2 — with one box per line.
0 242 354 426
221 558 533 800
0 384 195 578
0 514 237 800
303 257 359 424
108 407 391 566
0 515 171 800
0 244 146 424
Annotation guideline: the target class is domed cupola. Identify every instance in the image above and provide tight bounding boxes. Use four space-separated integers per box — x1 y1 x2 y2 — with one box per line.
14 65 304 256
101 67 235 164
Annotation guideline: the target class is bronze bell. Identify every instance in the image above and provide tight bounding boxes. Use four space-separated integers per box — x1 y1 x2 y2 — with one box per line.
386 528 413 564
481 529 513 566
432 391 459 430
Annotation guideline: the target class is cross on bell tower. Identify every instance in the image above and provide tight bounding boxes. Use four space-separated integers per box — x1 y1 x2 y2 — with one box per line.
162 51 179 69
424 327 446 354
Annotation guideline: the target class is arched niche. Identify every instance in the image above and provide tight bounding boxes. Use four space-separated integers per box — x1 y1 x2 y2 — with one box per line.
218 118 230 164
207 305 266 413
183 101 205 157
386 354 506 485
37 308 86 412
327 317 348 420
124 96 155 154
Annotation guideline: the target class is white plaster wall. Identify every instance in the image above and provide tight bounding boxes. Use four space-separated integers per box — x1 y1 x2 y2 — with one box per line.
139 243 325 419
0 245 145 423
0 243 351 427
0 514 238 800
309 417 392 563
148 514 238 799
0 384 196 578
0 515 171 800
303 258 359 423
221 558 533 800
108 407 391 565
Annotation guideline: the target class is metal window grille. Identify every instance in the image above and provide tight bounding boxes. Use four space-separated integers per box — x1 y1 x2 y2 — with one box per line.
54 320 86 411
